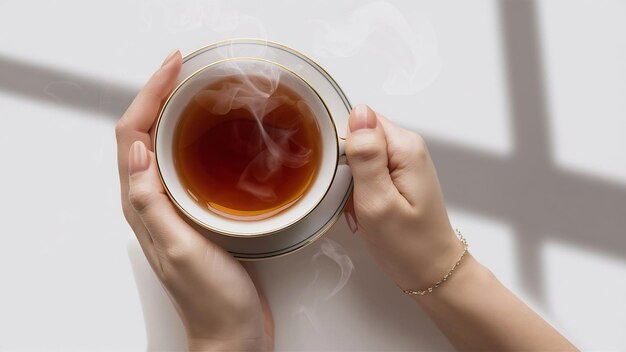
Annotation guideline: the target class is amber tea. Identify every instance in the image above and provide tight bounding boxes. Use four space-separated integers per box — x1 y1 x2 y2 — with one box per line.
173 74 322 220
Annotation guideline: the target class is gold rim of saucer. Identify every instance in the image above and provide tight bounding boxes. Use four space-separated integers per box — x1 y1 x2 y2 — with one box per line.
182 39 354 259
155 56 341 238
234 186 353 260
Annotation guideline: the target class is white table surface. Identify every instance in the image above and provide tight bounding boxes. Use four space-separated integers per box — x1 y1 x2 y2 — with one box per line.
1 0 625 350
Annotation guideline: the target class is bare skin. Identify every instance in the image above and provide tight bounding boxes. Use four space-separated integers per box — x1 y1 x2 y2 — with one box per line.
115 50 273 351
344 105 577 351
116 50 577 351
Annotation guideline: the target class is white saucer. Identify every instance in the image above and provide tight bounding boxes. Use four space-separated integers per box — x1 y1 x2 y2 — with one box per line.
176 39 353 259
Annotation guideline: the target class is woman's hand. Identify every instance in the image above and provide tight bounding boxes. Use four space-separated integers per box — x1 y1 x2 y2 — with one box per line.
344 105 576 351
115 50 273 351
344 104 462 291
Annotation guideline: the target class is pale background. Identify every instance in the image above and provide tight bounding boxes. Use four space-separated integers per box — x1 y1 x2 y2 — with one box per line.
1 0 625 351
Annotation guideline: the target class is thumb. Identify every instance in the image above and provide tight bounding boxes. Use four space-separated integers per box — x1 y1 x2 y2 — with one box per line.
345 105 398 209
127 140 204 252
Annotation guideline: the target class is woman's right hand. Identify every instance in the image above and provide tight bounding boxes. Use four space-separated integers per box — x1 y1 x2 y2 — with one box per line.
344 104 463 291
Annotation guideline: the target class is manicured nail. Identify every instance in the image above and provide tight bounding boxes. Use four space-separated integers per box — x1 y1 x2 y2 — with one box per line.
349 104 377 131
161 49 180 67
129 141 150 175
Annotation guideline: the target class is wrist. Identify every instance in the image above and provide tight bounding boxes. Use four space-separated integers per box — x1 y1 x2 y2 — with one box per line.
393 226 464 291
411 254 496 306
183 307 270 351
187 336 267 352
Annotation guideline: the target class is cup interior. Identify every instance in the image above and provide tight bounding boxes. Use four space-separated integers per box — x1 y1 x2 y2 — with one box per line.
155 58 339 236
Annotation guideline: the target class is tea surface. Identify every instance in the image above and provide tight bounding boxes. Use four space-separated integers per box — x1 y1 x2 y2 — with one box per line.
173 75 322 220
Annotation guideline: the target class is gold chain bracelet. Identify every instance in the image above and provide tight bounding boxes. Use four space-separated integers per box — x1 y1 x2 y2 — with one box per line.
401 229 469 296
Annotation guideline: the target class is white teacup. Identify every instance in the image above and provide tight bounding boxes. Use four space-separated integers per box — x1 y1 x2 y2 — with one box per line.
155 58 344 237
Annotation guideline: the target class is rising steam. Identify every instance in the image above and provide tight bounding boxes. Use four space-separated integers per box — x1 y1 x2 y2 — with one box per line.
312 239 355 300
138 0 267 37
294 238 355 332
311 1 442 95
193 62 312 202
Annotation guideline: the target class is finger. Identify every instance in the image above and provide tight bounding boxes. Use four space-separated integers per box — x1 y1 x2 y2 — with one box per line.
345 105 403 213
127 221 162 276
127 140 208 254
116 50 182 185
375 114 433 206
118 133 157 270
343 192 358 233
115 50 182 255
118 49 182 134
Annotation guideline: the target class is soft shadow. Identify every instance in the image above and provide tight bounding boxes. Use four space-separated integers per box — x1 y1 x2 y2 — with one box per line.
3 0 626 347
0 55 136 118
127 240 187 352
427 0 626 307
248 220 453 351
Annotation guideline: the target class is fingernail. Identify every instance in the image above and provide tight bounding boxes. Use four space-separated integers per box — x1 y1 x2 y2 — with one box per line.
161 49 180 68
345 210 358 234
129 141 150 175
349 104 377 131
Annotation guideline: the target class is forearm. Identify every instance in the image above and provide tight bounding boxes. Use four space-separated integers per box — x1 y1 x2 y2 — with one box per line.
414 255 576 351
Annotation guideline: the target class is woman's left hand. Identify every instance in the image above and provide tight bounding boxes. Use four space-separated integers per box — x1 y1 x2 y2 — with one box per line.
115 50 273 351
